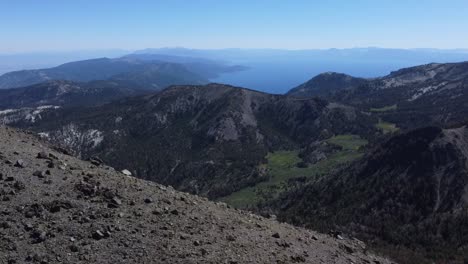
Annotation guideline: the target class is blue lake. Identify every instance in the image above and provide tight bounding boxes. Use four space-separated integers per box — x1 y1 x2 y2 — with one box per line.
212 60 424 94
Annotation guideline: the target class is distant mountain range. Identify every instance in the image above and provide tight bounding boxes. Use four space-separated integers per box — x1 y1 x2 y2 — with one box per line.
0 49 130 75
135 48 468 93
121 53 248 79
135 47 468 62
0 54 246 90
3 47 468 93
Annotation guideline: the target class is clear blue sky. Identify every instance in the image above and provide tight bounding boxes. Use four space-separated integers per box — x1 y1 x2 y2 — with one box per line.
1 0 467 52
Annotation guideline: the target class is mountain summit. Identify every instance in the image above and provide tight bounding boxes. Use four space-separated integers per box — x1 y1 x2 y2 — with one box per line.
287 72 367 98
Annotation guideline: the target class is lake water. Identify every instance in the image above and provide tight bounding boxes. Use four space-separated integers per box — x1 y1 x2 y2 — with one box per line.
212 60 418 94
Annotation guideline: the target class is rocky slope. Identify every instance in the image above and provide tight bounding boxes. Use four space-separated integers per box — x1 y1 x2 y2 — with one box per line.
0 125 392 264
272 125 468 263
288 62 468 129
2 84 378 199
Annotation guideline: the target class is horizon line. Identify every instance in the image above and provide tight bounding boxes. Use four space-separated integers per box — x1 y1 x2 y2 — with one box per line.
2 46 468 55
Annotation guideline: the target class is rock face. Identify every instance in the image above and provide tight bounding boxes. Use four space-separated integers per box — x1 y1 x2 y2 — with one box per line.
288 62 468 129
273 125 468 264
5 84 377 199
0 126 391 264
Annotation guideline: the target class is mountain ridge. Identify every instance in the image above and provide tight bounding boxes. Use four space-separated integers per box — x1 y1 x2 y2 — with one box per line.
0 79 151 110
1 83 378 199
287 61 468 129
270 125 468 263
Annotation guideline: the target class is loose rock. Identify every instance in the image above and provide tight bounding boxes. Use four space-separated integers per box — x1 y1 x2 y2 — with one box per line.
14 159 26 168
36 152 49 159
92 230 106 240
121 169 132 176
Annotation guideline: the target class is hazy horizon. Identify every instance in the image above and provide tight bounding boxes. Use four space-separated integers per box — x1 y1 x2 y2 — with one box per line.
2 46 468 56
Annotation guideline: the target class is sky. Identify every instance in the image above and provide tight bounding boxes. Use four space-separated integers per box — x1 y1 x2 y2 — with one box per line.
1 0 468 53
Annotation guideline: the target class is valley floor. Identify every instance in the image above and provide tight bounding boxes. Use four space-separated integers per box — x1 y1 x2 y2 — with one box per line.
221 134 367 208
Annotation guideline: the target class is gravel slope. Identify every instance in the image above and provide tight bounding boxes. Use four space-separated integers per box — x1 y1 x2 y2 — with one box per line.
0 126 393 264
